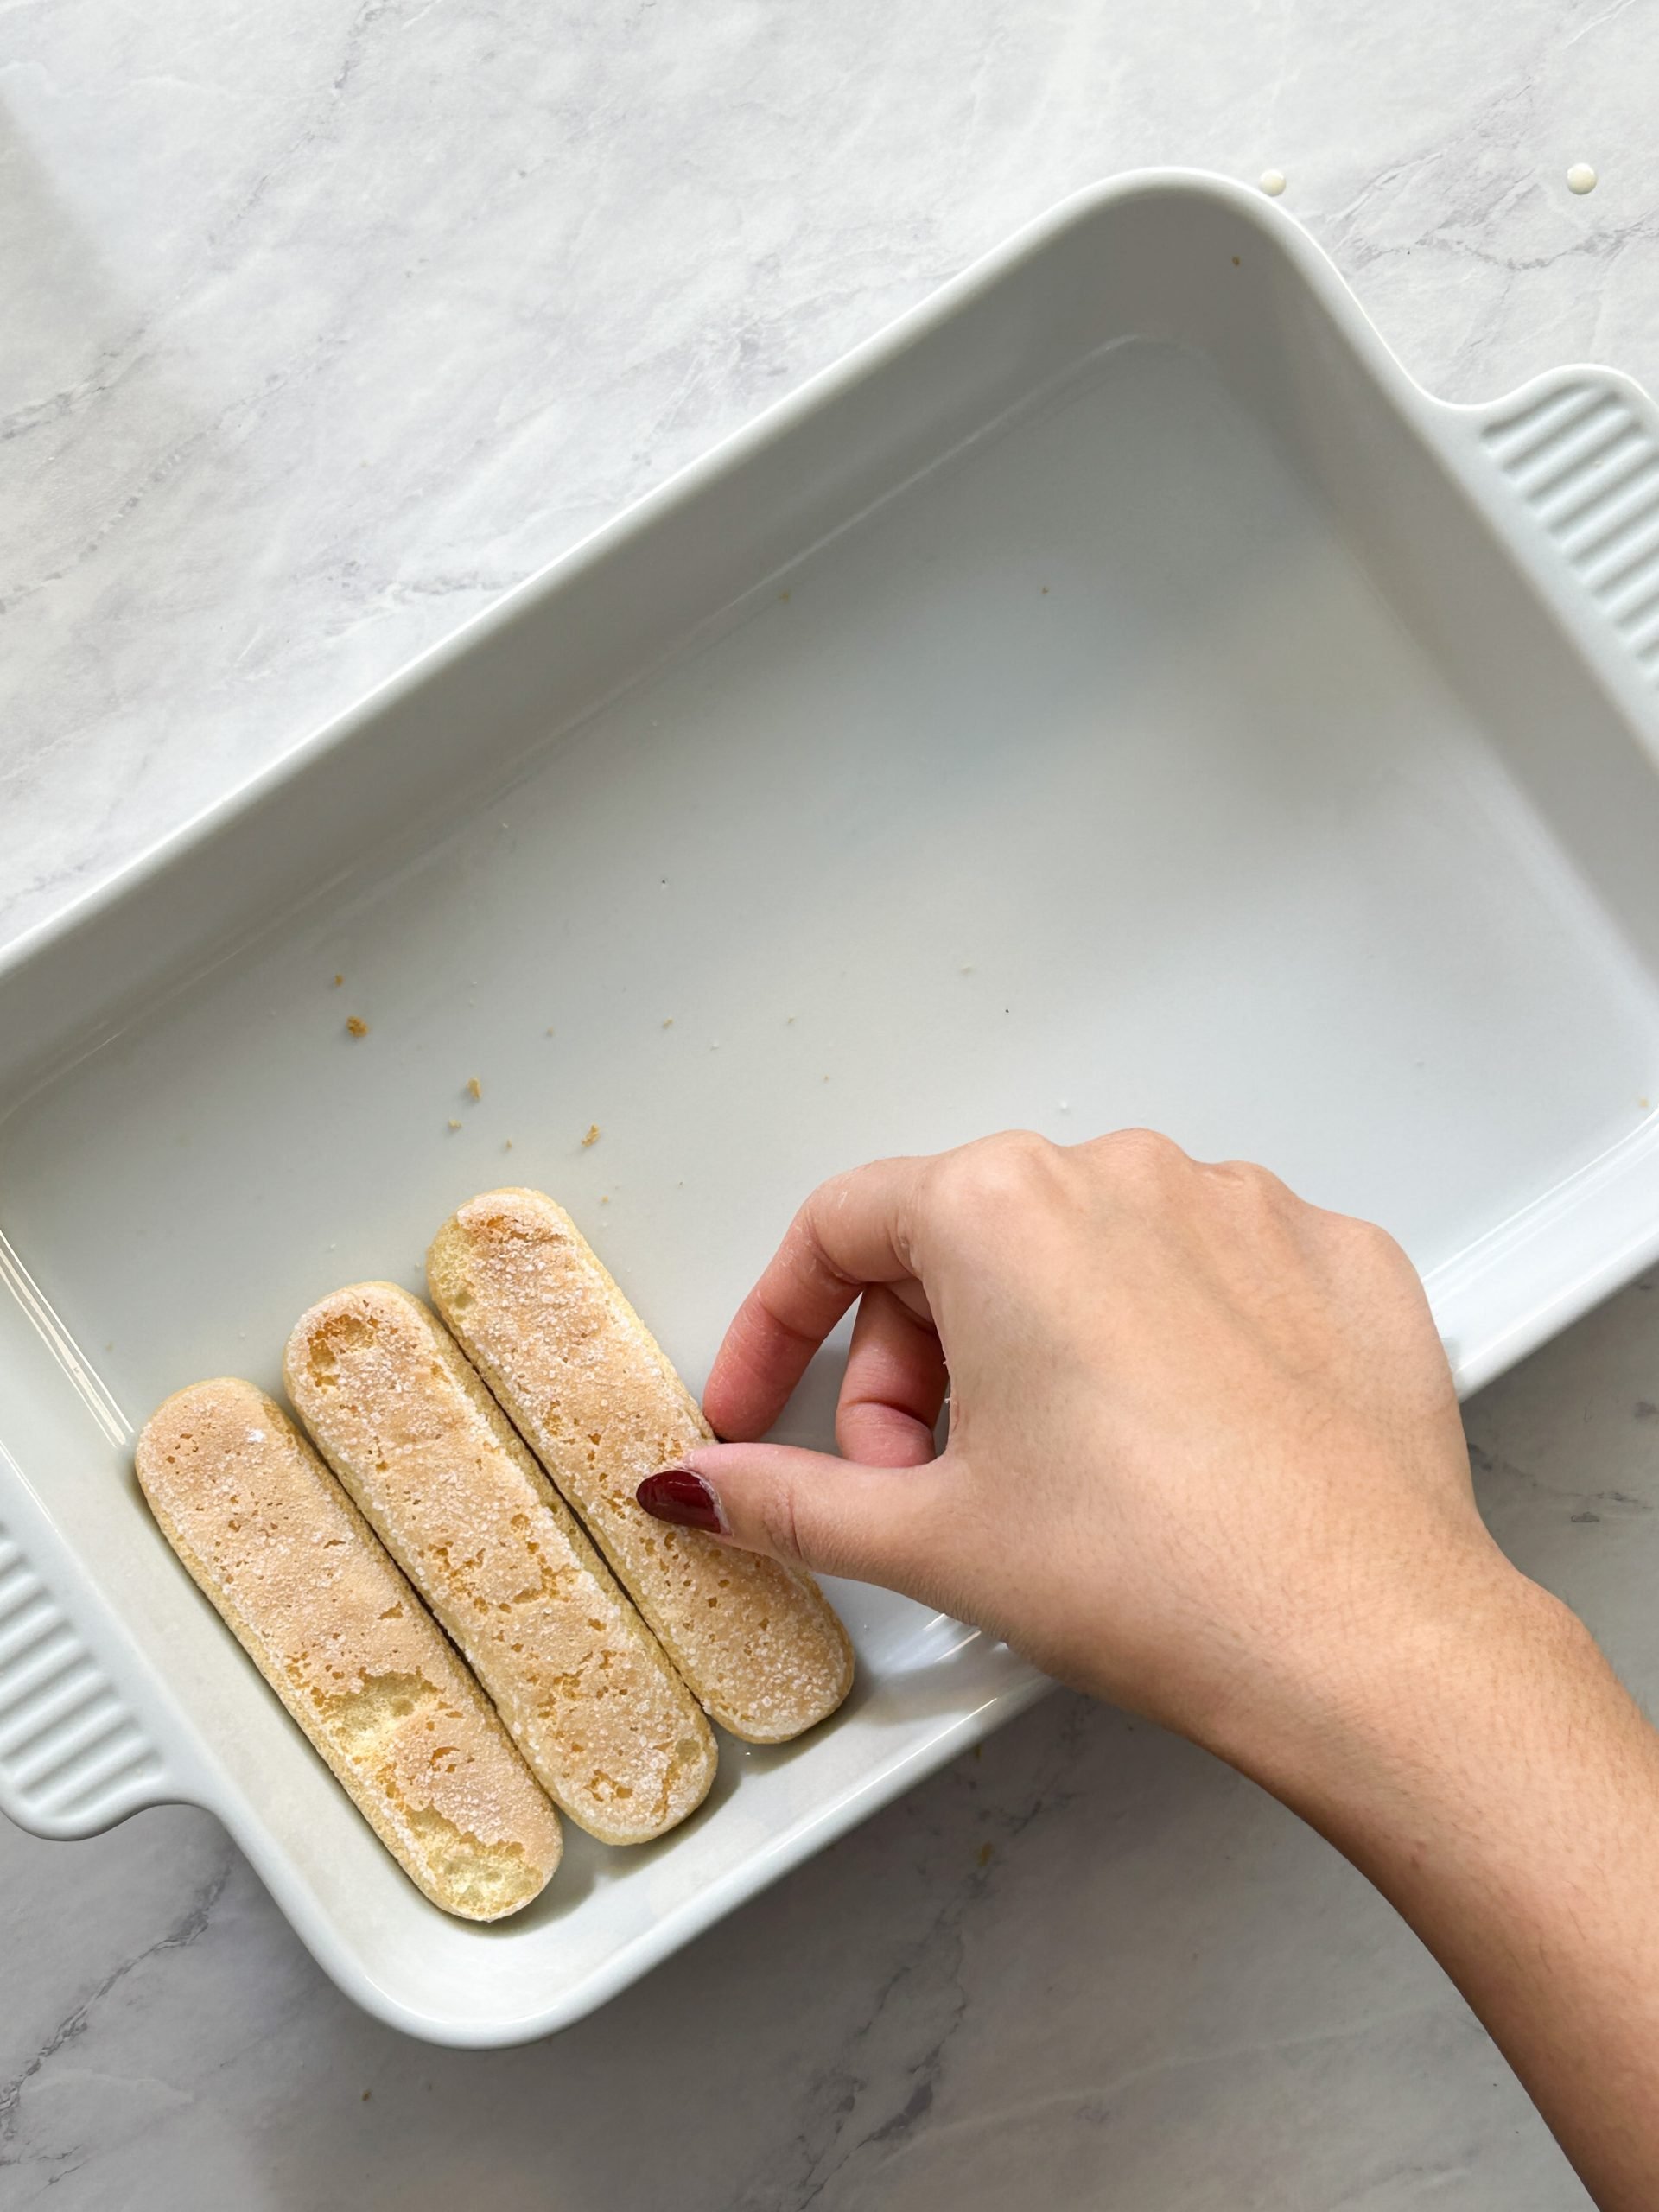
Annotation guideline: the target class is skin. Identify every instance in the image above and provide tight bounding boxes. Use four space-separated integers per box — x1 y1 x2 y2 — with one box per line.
639 1128 1659 2210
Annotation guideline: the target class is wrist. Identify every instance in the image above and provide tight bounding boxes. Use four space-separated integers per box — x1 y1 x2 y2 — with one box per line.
1207 1552 1592 1840
1211 1552 1659 2210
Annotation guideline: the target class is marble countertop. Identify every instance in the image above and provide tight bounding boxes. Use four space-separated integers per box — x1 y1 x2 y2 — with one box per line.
4 3 1657 2203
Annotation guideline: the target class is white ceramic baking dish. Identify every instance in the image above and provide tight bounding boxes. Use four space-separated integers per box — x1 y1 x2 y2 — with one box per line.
4 169 1659 2046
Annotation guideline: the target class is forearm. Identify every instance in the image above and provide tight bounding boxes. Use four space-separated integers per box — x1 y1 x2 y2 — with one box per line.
1234 1567 1659 2211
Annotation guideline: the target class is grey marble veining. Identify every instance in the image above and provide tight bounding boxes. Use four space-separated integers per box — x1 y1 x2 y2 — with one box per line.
3 1 1657 2204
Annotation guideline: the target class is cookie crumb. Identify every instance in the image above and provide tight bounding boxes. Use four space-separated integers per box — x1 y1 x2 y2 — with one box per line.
333 974 344 988
448 1118 461 1130
467 1076 482 1100
504 1139 513 1151
545 1027 555 1037
582 1123 601 1147
346 1016 369 1038
662 1016 674 1027
977 1841 994 1868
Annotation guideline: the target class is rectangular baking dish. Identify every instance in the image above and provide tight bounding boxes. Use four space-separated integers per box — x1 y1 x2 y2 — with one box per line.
4 169 1659 2047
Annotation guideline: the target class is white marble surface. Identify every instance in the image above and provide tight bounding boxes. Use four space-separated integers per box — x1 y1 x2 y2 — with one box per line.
3 2 1658 2202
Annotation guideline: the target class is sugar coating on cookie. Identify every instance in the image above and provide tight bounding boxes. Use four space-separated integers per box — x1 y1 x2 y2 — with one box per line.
428 1189 855 1743
284 1284 716 1843
137 1379 561 1918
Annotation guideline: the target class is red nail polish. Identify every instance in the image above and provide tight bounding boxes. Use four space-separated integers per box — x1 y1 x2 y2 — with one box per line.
637 1467 723 1533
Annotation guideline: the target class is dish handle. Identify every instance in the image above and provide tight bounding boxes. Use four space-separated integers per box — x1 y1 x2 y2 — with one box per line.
1460 364 1659 694
0 1458 200 1840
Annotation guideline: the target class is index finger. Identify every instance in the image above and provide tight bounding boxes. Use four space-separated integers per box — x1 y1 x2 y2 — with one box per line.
702 1154 931 1440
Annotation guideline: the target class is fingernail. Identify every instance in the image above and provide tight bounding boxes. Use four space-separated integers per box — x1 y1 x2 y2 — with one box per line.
636 1467 725 1534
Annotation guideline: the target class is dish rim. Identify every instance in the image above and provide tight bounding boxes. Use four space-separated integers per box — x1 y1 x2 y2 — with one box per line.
6 165 1659 2044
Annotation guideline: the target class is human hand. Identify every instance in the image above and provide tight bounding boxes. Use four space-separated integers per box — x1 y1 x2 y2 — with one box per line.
637 1128 1519 1774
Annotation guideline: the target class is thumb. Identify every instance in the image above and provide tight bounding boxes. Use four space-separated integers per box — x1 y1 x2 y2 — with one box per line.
636 1441 955 1595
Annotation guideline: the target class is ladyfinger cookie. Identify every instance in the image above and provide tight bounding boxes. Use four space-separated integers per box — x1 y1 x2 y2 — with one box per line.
284 1283 717 1844
136 1380 561 1920
428 1189 855 1744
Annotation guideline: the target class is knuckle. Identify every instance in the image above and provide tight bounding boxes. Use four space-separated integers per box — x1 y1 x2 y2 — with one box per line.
798 1171 855 1247
1361 1218 1412 1269
1327 1210 1408 1269
1213 1159 1295 1212
1096 1126 1189 1188
929 1129 1058 1218
976 1128 1053 1176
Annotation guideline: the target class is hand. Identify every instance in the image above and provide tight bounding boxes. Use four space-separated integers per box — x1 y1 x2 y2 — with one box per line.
639 1130 1659 2209
643 1127 1510 1772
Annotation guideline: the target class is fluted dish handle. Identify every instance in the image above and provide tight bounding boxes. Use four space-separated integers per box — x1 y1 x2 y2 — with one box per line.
0 1453 201 1840
1459 365 1659 703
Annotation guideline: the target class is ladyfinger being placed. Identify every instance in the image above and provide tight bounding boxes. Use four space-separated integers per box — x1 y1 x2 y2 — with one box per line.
427 1189 855 1744
284 1283 717 1844
136 1380 561 1920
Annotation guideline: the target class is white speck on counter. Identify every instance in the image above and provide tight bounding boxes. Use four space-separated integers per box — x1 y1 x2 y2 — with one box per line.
1260 168 1287 196
1058 1101 1070 1112
1567 162 1598 194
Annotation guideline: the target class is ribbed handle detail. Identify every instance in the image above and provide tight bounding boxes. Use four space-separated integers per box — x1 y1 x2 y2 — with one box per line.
1479 372 1659 685
0 1517 167 1836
